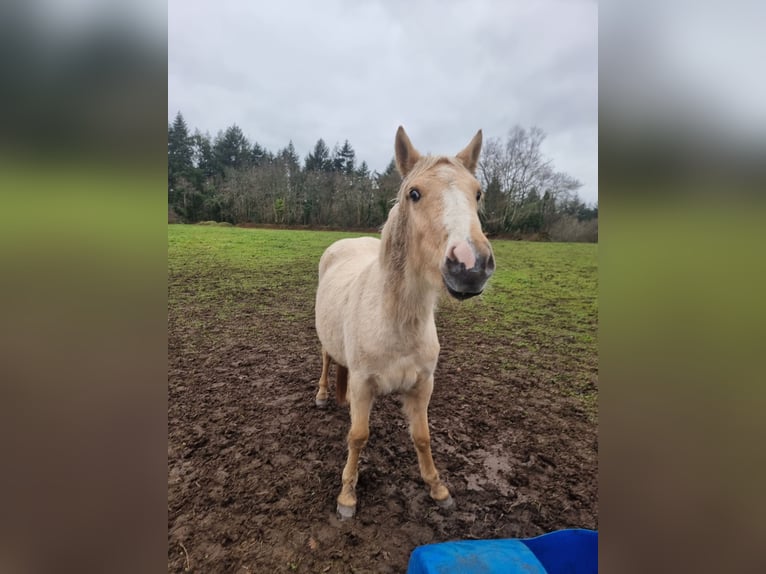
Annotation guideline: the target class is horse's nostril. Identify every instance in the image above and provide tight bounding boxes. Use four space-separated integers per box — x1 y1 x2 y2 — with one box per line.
444 257 464 275
487 253 496 272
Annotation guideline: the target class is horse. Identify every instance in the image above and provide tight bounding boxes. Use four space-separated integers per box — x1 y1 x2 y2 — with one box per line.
314 126 495 519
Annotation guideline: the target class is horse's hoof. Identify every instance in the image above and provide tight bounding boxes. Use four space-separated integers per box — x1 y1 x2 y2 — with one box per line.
435 494 454 509
336 502 356 520
315 398 328 408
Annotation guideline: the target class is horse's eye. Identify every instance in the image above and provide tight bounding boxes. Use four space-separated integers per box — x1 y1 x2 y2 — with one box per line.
476 190 482 202
409 188 421 202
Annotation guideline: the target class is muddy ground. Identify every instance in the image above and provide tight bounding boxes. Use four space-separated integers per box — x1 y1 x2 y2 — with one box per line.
168 237 597 573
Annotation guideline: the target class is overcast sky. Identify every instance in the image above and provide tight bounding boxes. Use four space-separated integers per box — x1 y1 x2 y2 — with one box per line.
169 0 598 205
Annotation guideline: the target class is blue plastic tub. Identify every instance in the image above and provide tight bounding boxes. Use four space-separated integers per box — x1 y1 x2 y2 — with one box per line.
406 528 597 574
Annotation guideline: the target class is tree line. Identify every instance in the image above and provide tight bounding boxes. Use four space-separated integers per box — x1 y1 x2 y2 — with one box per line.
168 112 597 241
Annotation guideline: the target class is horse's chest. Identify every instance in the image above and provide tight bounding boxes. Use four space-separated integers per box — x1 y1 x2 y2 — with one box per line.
374 352 437 395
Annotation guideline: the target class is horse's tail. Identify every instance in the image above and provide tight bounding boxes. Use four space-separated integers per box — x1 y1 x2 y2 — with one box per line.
336 364 348 406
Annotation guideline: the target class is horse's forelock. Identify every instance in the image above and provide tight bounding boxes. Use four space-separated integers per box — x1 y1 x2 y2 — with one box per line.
399 156 463 196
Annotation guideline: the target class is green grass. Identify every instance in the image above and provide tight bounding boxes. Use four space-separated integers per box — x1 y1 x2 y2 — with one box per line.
168 224 598 414
442 238 598 414
168 224 368 316
455 240 597 343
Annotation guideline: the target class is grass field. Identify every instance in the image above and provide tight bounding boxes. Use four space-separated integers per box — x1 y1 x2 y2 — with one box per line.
168 223 598 572
168 224 597 410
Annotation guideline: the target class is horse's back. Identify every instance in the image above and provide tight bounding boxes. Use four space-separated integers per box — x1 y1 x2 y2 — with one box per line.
318 236 380 280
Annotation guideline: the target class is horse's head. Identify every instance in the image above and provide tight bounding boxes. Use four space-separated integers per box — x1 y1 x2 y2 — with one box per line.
389 126 495 300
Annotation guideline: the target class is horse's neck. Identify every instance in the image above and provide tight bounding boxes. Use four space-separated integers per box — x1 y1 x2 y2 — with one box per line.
376 202 439 330
379 264 438 329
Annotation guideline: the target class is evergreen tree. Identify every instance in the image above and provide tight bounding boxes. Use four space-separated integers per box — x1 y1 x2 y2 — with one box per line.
305 138 332 172
356 160 370 180
250 142 267 167
213 124 251 173
331 143 344 172
280 140 301 172
168 111 194 195
338 139 356 175
384 158 398 176
191 130 215 179
372 158 401 224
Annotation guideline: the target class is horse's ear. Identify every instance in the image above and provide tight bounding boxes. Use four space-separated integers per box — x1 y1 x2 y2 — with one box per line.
395 126 421 177
456 129 483 174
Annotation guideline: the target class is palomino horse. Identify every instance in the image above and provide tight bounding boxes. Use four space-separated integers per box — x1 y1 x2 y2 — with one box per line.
314 126 495 519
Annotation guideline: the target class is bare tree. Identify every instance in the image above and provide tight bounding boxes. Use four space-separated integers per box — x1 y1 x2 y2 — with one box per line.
478 125 584 235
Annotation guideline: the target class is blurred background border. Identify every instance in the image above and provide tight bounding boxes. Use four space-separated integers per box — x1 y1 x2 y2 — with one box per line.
0 1 764 573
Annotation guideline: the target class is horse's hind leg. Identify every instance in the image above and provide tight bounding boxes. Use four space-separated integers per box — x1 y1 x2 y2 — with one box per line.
315 348 331 407
335 363 348 406
403 377 453 508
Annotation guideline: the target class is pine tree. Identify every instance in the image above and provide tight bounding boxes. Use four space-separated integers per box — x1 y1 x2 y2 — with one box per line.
213 124 251 173
305 139 332 172
382 158 398 177
280 140 301 172
356 160 370 180
191 130 215 179
338 140 356 175
251 142 267 167
372 158 401 224
168 111 194 195
331 143 344 172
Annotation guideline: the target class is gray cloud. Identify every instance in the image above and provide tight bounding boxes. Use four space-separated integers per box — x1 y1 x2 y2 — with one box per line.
169 0 597 204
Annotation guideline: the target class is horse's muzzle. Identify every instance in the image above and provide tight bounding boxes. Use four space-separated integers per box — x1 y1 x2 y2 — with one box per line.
442 247 495 300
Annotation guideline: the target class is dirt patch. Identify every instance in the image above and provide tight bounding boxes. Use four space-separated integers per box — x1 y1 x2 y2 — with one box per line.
168 242 597 572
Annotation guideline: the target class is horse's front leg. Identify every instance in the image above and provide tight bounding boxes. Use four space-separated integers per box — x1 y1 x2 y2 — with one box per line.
337 374 373 519
403 376 453 508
